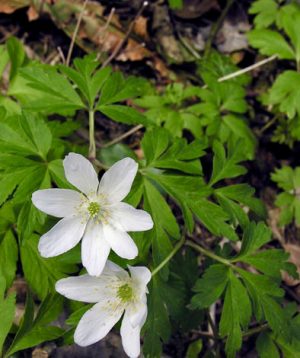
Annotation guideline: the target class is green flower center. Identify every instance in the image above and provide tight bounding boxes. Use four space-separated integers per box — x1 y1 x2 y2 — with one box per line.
88 202 100 217
117 283 133 302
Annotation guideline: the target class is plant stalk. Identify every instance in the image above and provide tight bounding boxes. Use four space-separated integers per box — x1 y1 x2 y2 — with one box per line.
89 110 96 159
185 240 234 268
151 236 185 277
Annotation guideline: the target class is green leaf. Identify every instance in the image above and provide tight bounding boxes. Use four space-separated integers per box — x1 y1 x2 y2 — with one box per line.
6 36 26 81
186 339 203 358
219 269 252 358
141 127 170 165
280 4 300 64
98 104 149 125
271 166 300 225
168 0 183 9
241 249 297 279
14 64 85 113
249 0 279 29
237 268 288 339
7 293 64 356
143 179 179 278
0 230 18 290
215 184 266 227
237 222 271 258
247 29 295 59
143 276 171 357
191 199 238 241
191 264 229 309
209 141 247 186
256 332 280 358
223 115 257 157
268 71 300 118
0 292 16 355
0 46 9 78
8 326 64 355
60 55 111 107
20 235 77 299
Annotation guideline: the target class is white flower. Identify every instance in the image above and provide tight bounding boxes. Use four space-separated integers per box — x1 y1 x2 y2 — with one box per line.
56 261 151 358
32 153 153 276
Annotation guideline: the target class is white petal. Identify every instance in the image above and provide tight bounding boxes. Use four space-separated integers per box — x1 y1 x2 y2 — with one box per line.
127 297 148 328
103 225 138 260
102 260 129 281
38 216 86 257
129 266 152 289
82 222 111 276
63 153 99 195
56 274 113 303
121 309 146 358
75 302 123 346
98 157 138 202
32 189 82 218
111 202 153 232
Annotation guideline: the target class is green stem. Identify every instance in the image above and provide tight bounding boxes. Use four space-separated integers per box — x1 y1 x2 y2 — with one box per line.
185 240 234 268
151 236 185 277
242 323 268 338
89 110 96 159
258 115 278 135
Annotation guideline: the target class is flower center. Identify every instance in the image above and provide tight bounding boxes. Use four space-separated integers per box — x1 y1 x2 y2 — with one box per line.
117 283 133 302
88 202 100 217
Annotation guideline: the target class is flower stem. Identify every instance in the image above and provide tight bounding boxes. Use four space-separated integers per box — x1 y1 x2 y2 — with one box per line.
151 236 185 277
185 240 234 268
89 110 96 159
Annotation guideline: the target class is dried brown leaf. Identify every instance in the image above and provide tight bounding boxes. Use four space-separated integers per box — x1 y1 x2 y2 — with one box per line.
0 0 30 14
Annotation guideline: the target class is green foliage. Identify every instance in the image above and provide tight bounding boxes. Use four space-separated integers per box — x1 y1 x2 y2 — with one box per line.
271 166 300 225
0 288 16 355
191 222 297 358
0 33 298 358
10 54 150 125
136 53 255 157
168 0 183 9
248 1 300 146
5 292 64 357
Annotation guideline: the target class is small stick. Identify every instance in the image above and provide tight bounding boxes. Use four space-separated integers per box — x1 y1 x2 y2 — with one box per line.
66 0 89 66
96 7 116 61
218 54 278 83
103 124 143 148
101 1 149 68
57 46 66 64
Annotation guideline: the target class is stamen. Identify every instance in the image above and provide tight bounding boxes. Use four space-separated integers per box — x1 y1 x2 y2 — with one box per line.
117 283 133 302
88 202 100 217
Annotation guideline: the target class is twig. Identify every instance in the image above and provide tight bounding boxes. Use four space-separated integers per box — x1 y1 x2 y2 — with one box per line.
96 7 116 61
258 114 278 135
218 54 278 83
57 46 66 64
66 0 89 66
207 309 219 343
101 1 149 68
204 0 235 56
103 124 143 148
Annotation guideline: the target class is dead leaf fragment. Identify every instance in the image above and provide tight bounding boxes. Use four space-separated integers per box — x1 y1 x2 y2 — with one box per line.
133 16 149 39
27 6 39 21
282 243 300 286
0 0 30 14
